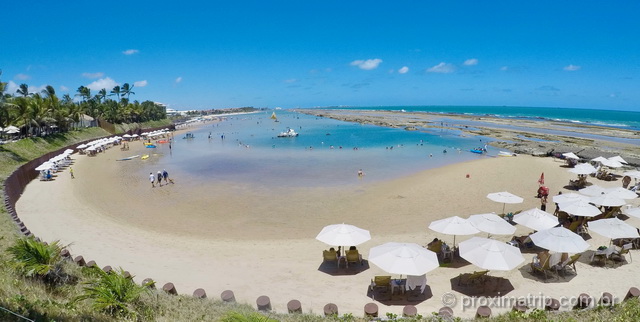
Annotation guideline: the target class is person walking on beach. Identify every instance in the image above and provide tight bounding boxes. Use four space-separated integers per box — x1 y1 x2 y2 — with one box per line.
162 169 169 184
157 171 163 187
70 167 75 179
149 172 155 188
540 195 548 212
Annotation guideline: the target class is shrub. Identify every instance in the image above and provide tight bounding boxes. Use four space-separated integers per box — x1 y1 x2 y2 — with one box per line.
75 267 149 318
6 237 71 285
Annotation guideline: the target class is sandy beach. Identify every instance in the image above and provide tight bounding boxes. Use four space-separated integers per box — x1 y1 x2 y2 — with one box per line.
16 120 640 318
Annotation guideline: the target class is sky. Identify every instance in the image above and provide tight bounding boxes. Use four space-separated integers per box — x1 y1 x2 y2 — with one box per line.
2 1 639 111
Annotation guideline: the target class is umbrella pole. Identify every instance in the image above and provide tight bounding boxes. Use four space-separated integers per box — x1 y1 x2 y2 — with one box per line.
502 203 506 214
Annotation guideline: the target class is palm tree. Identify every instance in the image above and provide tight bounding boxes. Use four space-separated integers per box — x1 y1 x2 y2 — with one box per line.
95 88 108 103
76 86 91 102
121 83 135 99
75 268 149 317
16 83 30 97
7 238 70 285
110 85 121 101
41 85 56 98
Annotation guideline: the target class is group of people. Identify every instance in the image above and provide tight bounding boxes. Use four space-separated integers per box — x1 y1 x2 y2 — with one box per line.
149 169 171 187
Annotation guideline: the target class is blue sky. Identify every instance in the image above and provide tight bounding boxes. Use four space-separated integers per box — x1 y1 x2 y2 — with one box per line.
2 1 639 111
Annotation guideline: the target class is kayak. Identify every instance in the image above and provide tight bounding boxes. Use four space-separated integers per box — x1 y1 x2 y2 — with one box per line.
116 155 140 161
157 140 169 144
470 149 485 154
145 145 156 148
141 155 149 160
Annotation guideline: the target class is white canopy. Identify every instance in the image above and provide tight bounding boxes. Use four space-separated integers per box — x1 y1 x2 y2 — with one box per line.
562 152 580 160
609 156 628 164
568 163 597 175
513 208 559 231
624 207 640 219
553 192 590 204
604 187 637 200
468 213 516 236
558 200 601 217
588 218 639 240
600 159 623 168
315 223 371 247
368 242 439 276
589 194 626 207
578 185 607 197
530 227 590 253
623 170 640 179
428 216 480 246
591 156 608 163
459 237 524 271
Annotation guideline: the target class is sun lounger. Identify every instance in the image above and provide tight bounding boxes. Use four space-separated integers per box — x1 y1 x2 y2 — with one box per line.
531 253 554 281
322 250 339 267
346 249 363 267
458 270 489 286
613 243 633 266
554 253 581 278
369 276 391 298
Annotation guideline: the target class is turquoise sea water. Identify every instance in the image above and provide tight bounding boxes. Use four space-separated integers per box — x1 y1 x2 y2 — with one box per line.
149 111 491 188
328 106 640 131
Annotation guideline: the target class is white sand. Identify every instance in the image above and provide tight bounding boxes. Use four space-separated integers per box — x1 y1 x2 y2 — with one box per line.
16 142 640 318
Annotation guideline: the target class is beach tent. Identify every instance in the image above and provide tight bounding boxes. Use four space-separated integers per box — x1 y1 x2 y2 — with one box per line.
368 242 439 276
428 216 479 246
486 191 524 214
562 152 580 160
458 237 524 271
558 200 601 217
468 213 516 236
529 227 590 253
588 218 639 241
513 208 559 232
553 193 590 204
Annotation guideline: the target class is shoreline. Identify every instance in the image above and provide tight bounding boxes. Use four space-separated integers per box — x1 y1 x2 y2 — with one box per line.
295 109 640 166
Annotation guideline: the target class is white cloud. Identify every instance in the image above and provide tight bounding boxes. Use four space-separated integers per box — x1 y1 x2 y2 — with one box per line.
60 85 69 92
123 49 139 55
175 76 183 83
134 80 148 87
500 66 509 71
564 64 581 71
350 58 383 70
86 77 118 91
28 85 47 94
82 72 104 79
398 66 409 74
427 62 455 73
6 81 19 94
463 58 478 66
15 73 30 80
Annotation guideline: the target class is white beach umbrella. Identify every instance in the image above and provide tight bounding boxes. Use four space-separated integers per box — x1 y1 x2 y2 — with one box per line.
35 162 54 171
579 185 607 197
5 127 20 134
487 191 524 214
63 149 74 154
76 144 87 149
623 170 640 179
624 207 640 219
588 218 639 240
513 208 559 231
601 159 623 168
609 156 628 164
315 223 371 247
468 213 516 236
131 134 139 137
368 242 439 276
86 146 98 151
458 237 524 271
530 227 590 253
605 187 638 200
589 194 626 207
591 156 608 163
558 200 601 217
553 192 590 204
568 163 597 175
123 134 132 138
428 216 480 246
562 152 580 160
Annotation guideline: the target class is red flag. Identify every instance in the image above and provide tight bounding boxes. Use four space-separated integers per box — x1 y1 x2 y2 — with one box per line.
538 172 545 185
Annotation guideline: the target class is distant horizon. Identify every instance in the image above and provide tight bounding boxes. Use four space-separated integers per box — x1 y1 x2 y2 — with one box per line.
3 1 639 112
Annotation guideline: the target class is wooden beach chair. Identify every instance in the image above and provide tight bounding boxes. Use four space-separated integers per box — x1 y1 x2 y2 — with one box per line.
554 253 581 278
369 276 391 298
322 249 338 267
614 243 633 266
530 253 553 281
346 249 363 267
458 270 489 286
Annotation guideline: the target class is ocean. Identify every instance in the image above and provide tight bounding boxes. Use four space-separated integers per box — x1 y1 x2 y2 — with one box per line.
328 106 640 131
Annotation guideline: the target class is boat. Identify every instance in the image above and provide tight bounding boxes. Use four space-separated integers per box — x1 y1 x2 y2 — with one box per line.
141 154 149 160
145 145 157 148
270 112 277 120
277 128 298 137
470 148 486 154
116 155 140 161
183 132 195 139
157 140 169 144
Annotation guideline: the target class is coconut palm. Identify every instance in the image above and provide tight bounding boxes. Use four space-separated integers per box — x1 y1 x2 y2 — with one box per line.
7 238 70 285
110 85 121 101
95 88 108 103
75 267 149 317
16 83 31 97
121 83 135 99
76 86 91 102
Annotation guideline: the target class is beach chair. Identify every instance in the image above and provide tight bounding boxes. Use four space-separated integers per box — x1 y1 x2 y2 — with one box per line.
530 254 553 281
369 275 391 299
346 249 363 267
567 221 581 233
614 243 633 265
554 253 581 278
458 270 489 286
427 240 443 257
322 250 338 267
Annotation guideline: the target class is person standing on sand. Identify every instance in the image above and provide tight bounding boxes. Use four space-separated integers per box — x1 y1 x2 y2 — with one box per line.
157 171 163 187
149 172 155 188
70 167 74 179
541 195 548 211
162 169 169 183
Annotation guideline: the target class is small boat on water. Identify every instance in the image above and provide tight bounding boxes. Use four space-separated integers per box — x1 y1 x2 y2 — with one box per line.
277 128 299 137
470 148 487 154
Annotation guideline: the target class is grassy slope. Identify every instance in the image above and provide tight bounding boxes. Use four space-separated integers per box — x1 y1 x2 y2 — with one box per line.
1 126 640 321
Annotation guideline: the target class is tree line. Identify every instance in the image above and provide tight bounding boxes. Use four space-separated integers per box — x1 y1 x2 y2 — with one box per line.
0 70 166 136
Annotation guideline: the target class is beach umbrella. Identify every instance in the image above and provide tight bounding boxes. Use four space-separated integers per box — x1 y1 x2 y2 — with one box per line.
316 223 371 249
35 162 54 171
609 156 628 164
589 194 626 207
579 185 607 197
132 134 139 137
368 242 439 276
604 187 637 200
513 208 559 231
428 216 480 246
5 126 20 134
568 163 597 175
123 134 132 138
562 152 580 160
468 213 516 236
538 172 545 185
591 156 608 163
623 170 640 179
458 237 524 271
558 200 601 217
601 159 623 168
530 227 590 253
487 191 524 214
624 207 640 219
552 192 590 204
588 218 639 240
